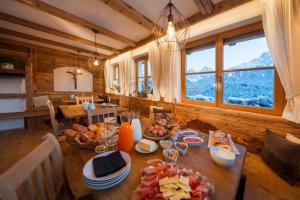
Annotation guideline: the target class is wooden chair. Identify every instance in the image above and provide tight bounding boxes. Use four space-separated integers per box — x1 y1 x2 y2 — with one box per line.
0 133 66 200
75 96 92 105
87 107 117 125
186 119 217 134
109 97 119 105
46 100 71 137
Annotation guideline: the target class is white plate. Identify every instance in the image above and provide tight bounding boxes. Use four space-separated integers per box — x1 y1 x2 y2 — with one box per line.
84 170 129 190
135 142 158 154
83 168 130 187
82 151 131 182
83 166 130 184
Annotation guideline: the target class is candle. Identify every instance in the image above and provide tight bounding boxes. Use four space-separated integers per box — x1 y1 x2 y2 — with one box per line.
91 95 94 104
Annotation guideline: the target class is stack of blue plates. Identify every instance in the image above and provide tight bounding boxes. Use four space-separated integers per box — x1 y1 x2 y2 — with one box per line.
82 151 131 190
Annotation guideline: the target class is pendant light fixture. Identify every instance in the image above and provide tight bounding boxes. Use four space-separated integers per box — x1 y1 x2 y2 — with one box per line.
152 0 190 52
88 29 102 71
76 50 82 74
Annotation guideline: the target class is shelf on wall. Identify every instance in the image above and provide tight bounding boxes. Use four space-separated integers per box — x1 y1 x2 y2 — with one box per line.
0 110 49 120
0 68 25 76
0 93 26 99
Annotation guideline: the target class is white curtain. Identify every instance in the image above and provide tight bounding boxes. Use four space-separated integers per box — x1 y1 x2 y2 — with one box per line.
104 60 113 93
118 52 136 96
148 41 161 101
261 0 300 123
159 44 181 103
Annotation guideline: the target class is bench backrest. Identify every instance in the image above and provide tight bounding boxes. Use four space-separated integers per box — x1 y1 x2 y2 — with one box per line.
0 133 65 200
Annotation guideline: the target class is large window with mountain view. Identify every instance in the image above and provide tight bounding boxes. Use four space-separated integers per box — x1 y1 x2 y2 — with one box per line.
182 23 284 115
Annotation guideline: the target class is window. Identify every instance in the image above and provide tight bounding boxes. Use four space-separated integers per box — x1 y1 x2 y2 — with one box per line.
185 42 216 102
113 64 119 82
223 30 274 108
135 56 152 96
182 23 284 115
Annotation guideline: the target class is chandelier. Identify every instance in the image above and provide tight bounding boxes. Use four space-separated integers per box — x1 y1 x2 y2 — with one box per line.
152 0 190 52
88 30 102 71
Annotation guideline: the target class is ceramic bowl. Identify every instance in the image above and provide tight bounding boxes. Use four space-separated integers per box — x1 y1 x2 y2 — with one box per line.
159 140 173 149
174 142 188 155
210 147 236 167
183 136 204 147
162 148 179 162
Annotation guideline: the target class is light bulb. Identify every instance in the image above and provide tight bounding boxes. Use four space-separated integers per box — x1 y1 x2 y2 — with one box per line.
94 59 99 66
167 21 175 37
76 68 82 73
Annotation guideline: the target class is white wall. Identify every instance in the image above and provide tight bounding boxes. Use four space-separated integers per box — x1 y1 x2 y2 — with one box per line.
0 118 24 131
0 77 26 130
53 67 93 92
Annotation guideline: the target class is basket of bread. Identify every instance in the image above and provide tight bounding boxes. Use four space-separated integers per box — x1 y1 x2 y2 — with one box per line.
64 123 118 149
208 130 240 154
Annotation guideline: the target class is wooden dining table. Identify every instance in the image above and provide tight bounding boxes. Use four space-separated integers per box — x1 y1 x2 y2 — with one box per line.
60 118 247 200
61 98 104 105
59 104 128 119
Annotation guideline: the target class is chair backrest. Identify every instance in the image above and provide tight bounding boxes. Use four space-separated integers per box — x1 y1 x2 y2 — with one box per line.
186 119 217 134
149 105 164 120
99 95 108 103
46 100 59 136
76 96 92 105
109 98 119 105
0 133 65 200
87 107 117 125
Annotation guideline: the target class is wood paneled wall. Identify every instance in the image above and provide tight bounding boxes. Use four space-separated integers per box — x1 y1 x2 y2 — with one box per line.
0 42 105 103
108 94 300 154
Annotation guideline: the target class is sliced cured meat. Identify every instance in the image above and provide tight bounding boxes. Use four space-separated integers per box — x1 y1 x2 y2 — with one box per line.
133 159 214 200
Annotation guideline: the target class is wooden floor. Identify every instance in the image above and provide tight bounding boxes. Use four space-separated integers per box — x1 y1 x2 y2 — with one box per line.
0 129 299 200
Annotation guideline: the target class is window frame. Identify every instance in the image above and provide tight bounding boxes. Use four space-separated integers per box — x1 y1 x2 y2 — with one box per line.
135 55 150 96
181 22 285 115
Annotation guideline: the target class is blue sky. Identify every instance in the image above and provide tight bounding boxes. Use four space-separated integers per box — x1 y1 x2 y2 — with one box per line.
186 37 270 72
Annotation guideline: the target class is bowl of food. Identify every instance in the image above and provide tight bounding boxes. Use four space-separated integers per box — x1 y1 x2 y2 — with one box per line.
174 142 188 155
183 136 204 147
144 124 169 141
159 140 173 149
210 146 236 167
181 130 198 137
162 148 179 162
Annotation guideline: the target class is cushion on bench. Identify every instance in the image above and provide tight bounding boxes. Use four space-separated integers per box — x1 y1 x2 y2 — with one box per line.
262 130 300 184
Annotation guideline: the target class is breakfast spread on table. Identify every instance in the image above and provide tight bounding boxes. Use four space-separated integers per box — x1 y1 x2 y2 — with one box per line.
65 112 241 199
132 159 214 200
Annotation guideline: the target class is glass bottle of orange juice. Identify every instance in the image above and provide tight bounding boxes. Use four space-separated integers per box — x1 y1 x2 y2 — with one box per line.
118 122 134 153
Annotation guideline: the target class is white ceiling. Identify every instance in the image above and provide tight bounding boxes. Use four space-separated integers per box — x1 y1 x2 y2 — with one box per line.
0 0 224 56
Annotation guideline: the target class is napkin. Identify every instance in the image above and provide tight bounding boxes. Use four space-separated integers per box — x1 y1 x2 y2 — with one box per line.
92 151 126 177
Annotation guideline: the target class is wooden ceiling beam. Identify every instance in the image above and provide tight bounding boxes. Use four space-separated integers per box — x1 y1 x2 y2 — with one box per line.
0 12 120 54
0 27 108 58
14 0 136 47
110 0 252 59
0 37 97 61
193 0 214 15
188 0 252 25
99 0 154 31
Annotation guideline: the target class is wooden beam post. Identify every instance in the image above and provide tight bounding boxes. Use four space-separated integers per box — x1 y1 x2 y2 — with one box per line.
26 48 34 111
99 0 154 31
14 0 136 47
0 12 120 54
